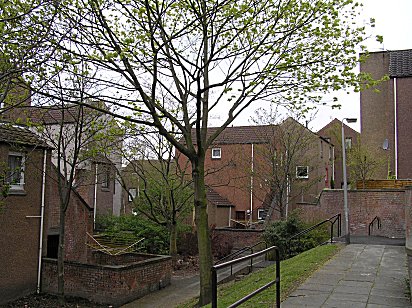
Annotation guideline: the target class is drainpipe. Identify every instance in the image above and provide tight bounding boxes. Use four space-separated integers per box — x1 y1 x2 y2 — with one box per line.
37 149 47 293
394 78 398 179
93 163 98 228
228 207 232 227
250 143 254 225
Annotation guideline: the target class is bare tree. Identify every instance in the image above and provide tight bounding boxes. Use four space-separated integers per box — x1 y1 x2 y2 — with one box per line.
347 137 384 188
24 0 374 303
251 108 324 224
121 128 193 257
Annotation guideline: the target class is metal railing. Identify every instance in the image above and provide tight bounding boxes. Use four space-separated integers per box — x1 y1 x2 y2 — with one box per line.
211 246 280 308
368 216 381 236
215 241 267 277
287 213 341 254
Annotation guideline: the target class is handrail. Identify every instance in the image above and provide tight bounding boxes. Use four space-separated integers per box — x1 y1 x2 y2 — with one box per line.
215 241 267 265
287 214 341 254
212 246 280 308
368 216 381 236
215 241 268 278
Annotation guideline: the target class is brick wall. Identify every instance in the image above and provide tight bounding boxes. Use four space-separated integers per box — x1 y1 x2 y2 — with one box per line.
41 253 172 306
213 228 264 250
295 189 405 238
0 146 50 304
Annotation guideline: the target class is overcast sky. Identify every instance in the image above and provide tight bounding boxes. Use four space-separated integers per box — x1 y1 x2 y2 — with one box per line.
228 0 412 132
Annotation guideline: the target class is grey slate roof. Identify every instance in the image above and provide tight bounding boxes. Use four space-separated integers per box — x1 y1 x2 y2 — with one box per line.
206 186 235 207
0 123 50 148
389 50 412 77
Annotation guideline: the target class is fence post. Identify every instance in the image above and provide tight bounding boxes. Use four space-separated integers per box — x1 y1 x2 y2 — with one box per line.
276 248 281 308
212 267 217 308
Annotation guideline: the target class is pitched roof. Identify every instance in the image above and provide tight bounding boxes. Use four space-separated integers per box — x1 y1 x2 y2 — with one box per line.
190 125 278 145
389 49 412 77
206 186 235 207
0 123 51 148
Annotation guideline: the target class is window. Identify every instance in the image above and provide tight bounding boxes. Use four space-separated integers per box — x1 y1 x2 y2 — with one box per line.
101 164 110 188
128 188 137 202
345 137 352 149
258 209 266 220
296 166 309 179
211 147 221 159
7 152 25 189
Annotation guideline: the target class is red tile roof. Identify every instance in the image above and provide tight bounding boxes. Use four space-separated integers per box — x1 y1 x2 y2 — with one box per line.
0 123 51 148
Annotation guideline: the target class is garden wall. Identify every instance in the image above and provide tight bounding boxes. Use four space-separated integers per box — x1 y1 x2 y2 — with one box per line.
295 189 405 238
42 253 172 306
214 228 264 250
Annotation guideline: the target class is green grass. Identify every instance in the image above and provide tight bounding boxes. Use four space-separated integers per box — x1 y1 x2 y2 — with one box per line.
179 244 342 308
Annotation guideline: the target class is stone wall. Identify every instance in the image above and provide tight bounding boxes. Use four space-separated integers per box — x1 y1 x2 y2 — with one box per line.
42 253 172 306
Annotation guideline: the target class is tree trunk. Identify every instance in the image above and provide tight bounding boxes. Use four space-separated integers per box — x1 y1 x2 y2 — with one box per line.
57 203 66 303
169 222 178 258
192 157 213 306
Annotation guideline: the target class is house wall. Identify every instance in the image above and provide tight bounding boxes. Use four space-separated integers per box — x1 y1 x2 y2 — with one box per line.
395 77 412 179
318 119 360 188
295 189 405 238
0 146 50 304
360 51 395 178
46 167 94 263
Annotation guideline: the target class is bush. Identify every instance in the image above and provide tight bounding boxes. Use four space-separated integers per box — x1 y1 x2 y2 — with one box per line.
263 212 330 259
95 215 169 254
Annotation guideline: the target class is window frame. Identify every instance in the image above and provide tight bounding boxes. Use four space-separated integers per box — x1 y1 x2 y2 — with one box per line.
101 164 110 189
345 137 352 149
211 147 222 159
257 209 265 220
296 165 309 179
7 151 25 190
128 188 137 202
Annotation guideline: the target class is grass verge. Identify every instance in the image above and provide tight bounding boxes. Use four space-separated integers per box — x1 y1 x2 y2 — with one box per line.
179 244 343 307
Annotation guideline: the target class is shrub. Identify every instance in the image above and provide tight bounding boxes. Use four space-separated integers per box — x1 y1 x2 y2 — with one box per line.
95 215 169 254
263 212 330 259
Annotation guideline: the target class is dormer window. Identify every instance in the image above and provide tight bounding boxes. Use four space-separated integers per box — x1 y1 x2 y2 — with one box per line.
211 147 221 159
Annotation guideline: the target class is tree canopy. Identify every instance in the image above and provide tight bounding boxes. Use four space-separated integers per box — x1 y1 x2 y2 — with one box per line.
4 0 374 304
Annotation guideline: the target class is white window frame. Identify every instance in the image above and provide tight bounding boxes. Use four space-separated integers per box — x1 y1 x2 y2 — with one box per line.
258 209 265 220
296 166 309 179
128 188 137 202
211 147 221 159
7 152 25 189
345 137 352 149
101 164 110 188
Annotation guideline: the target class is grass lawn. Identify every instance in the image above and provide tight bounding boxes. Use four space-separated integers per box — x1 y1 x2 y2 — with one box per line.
179 244 343 307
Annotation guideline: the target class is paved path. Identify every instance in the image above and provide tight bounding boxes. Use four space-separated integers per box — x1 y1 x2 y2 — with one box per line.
123 244 410 308
282 244 411 307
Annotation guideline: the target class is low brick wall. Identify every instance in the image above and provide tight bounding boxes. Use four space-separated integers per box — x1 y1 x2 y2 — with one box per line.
42 253 172 306
295 189 405 238
214 228 264 249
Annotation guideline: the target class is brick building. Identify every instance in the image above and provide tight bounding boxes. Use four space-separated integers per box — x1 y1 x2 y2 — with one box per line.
360 49 412 179
0 123 52 304
1 101 123 217
318 118 360 188
178 117 334 227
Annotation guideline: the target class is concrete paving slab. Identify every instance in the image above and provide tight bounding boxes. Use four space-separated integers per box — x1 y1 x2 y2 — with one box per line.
282 244 411 308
